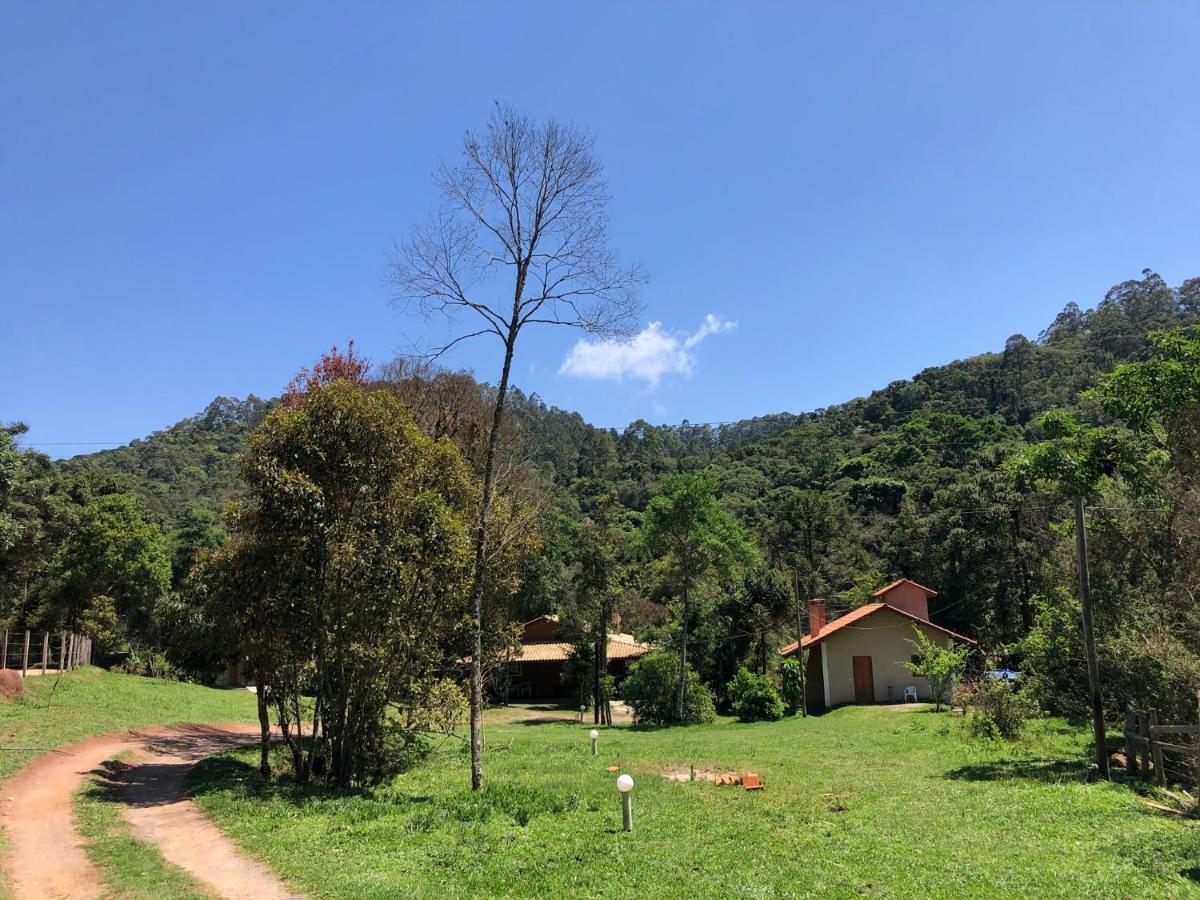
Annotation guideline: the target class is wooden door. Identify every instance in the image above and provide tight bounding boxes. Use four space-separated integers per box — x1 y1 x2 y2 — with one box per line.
852 656 875 704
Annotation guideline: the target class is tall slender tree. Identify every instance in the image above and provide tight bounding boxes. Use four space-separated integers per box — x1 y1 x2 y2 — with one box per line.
641 473 753 720
391 105 644 789
762 487 840 716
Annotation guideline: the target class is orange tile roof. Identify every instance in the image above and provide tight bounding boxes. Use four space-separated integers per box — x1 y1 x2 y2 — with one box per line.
778 602 975 657
872 577 938 598
515 632 653 663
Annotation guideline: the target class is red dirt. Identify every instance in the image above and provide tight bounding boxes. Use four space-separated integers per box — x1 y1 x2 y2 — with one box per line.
0 670 22 701
0 722 298 900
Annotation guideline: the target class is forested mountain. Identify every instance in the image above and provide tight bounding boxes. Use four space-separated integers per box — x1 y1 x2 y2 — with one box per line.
7 269 1199 718
59 270 1199 629
60 395 271 528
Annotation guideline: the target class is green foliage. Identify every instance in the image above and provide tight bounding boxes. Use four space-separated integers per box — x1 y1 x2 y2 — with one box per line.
780 656 804 716
641 473 753 717
211 378 477 786
112 644 179 680
960 678 1039 740
904 628 969 711
61 396 270 546
52 492 171 648
726 667 784 722
1008 409 1158 500
1018 589 1200 724
621 651 716 725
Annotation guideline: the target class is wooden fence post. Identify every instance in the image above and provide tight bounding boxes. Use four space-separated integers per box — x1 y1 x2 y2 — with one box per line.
41 633 48 672
1124 711 1137 775
1142 710 1152 782
1 630 7 669
58 632 65 671
1150 710 1167 787
21 631 30 676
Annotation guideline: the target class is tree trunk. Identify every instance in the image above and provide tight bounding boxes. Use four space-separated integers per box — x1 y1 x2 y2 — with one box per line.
466 332 518 791
595 599 609 725
675 579 689 721
255 666 271 778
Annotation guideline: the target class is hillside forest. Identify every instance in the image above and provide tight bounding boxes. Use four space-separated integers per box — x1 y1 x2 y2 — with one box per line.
4 268 1200 730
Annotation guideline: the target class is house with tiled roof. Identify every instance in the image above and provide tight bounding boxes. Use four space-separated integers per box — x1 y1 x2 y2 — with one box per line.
505 614 653 699
779 579 976 711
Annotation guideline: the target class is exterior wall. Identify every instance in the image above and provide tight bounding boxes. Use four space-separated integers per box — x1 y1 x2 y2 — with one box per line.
804 644 825 712
878 582 930 620
822 609 956 706
522 617 560 642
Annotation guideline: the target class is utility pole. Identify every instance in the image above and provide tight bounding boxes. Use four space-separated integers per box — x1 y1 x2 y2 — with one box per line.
1074 496 1109 779
793 569 807 717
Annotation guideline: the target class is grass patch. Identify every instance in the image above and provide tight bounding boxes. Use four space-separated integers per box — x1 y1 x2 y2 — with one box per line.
74 758 209 900
0 668 257 786
189 704 1200 898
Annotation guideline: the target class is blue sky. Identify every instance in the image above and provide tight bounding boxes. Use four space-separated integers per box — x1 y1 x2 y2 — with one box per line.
4 3 1198 455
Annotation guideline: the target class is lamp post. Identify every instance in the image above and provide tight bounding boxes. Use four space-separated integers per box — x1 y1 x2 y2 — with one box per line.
589 728 599 755
617 773 634 832
579 704 586 723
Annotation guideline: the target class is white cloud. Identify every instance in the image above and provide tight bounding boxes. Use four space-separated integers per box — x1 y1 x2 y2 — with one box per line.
558 313 736 387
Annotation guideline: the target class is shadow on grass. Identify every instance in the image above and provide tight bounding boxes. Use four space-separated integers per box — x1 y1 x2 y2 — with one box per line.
188 752 574 831
1182 867 1200 883
944 757 1090 784
187 752 390 809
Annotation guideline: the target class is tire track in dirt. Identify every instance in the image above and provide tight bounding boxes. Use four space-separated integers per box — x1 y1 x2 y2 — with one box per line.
0 723 298 900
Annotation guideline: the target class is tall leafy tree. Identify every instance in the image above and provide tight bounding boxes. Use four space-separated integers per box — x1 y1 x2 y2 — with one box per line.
562 517 625 724
51 492 171 644
641 473 753 719
224 377 477 786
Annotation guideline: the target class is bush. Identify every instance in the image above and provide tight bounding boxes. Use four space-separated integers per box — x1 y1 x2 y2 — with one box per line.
621 651 716 725
780 656 804 716
904 627 969 711
727 667 784 722
112 644 179 680
961 678 1038 739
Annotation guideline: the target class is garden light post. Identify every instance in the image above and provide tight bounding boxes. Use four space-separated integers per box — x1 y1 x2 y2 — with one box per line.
579 704 586 723
617 773 634 832
590 728 599 755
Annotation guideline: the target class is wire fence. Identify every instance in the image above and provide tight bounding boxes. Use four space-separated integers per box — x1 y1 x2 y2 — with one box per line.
0 630 92 675
1124 704 1200 790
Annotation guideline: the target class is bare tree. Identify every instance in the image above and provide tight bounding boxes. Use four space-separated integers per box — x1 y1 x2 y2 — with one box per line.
391 105 644 790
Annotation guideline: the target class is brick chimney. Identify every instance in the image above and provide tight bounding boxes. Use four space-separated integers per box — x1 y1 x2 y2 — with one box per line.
808 599 826 637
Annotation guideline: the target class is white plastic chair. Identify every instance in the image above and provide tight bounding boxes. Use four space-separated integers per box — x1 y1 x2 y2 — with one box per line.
903 685 919 703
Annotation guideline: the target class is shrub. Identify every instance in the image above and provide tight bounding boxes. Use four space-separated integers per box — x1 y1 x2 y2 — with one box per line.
780 656 804 716
904 627 969 711
727 667 784 722
961 678 1038 739
113 645 179 680
620 651 716 725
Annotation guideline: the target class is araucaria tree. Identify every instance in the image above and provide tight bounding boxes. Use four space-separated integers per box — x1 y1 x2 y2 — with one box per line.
641 473 753 721
216 377 476 787
391 105 644 789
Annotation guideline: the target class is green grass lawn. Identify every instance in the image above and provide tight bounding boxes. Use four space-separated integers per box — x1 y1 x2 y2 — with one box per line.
0 667 257 786
189 704 1200 898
